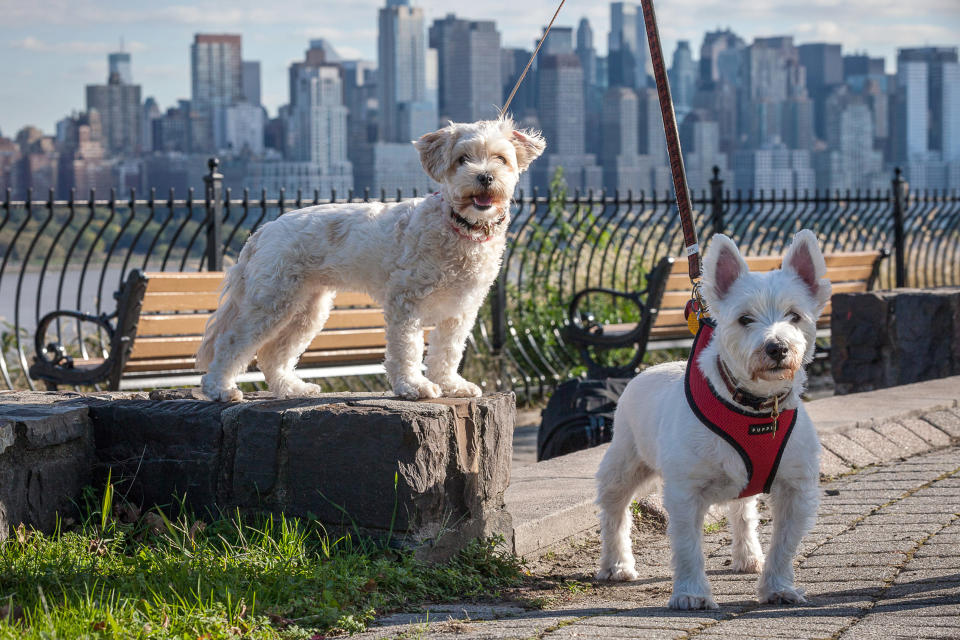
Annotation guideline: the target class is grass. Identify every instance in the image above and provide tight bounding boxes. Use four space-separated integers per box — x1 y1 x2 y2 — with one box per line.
0 483 525 639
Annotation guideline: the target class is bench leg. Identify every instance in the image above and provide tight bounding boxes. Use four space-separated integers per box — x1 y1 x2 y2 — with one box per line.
257 289 335 398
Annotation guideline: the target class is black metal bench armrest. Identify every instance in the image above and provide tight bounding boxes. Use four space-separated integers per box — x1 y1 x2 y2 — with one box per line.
564 287 649 348
28 269 149 389
29 310 119 386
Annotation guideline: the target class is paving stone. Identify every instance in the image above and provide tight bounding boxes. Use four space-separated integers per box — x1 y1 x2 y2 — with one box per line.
845 427 905 462
820 432 884 467
872 422 933 457
801 552 906 569
820 448 854 477
901 418 954 447
921 410 960 439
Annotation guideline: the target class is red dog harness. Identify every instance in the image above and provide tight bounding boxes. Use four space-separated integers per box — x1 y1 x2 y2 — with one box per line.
684 321 798 498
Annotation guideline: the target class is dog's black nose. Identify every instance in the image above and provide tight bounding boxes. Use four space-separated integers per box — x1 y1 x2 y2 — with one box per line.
477 173 494 187
765 341 789 363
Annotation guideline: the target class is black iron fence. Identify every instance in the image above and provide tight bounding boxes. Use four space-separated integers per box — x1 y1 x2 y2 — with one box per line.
2 161 958 396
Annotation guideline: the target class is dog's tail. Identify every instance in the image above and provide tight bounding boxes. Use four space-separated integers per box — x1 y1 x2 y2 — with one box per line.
194 236 255 371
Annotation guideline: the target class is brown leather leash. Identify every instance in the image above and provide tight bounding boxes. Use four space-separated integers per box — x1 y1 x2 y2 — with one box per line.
639 0 708 328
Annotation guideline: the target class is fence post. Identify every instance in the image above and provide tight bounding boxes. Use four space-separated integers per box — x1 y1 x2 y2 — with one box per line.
204 157 224 271
891 166 906 288
710 165 725 236
491 272 507 355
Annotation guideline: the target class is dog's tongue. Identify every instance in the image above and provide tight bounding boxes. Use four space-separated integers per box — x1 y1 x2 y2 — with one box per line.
473 195 494 207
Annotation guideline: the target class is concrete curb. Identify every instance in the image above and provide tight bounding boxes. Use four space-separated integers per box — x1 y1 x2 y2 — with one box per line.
503 375 960 558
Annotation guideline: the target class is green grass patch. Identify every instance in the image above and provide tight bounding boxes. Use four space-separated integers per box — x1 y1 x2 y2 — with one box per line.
0 483 524 639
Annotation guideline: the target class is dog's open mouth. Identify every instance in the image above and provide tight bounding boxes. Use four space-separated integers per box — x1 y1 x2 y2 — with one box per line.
472 194 495 210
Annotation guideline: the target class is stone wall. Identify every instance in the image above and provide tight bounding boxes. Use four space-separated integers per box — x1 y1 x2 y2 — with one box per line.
831 288 960 395
0 390 516 560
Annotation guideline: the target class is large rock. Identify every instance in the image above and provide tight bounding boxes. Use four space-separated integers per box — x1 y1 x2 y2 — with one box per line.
0 391 98 538
832 288 960 394
0 390 516 560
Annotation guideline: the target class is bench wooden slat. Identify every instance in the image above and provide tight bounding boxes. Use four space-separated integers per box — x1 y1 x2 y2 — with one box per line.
137 308 387 336
144 272 224 293
141 290 379 313
123 347 389 373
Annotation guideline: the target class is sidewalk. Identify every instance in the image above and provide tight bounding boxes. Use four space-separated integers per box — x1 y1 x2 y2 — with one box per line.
354 377 960 639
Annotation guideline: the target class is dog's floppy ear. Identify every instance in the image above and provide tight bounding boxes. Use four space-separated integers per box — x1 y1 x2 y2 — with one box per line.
783 229 832 311
510 128 546 172
702 233 749 303
414 125 455 183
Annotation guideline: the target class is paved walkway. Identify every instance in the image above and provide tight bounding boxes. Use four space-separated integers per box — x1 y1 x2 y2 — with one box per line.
357 444 960 639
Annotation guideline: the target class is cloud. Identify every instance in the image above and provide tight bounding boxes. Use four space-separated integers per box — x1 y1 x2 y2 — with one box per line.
10 36 146 54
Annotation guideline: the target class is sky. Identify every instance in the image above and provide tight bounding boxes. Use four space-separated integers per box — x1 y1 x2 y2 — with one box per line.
1 0 958 137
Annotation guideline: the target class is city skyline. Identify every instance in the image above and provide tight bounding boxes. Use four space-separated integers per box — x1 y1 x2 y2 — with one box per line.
2 0 958 136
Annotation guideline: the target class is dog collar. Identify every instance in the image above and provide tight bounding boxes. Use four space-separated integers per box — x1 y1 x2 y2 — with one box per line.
435 192 505 243
685 320 798 498
715 356 792 412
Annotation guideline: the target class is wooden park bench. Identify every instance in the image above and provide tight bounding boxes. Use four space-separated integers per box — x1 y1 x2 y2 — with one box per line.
564 249 889 378
29 270 401 391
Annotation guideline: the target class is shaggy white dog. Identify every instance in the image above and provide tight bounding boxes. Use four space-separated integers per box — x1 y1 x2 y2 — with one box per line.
596 230 831 609
196 119 545 401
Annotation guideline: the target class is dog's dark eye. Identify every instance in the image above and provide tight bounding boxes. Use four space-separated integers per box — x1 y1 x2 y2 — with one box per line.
738 315 754 326
458 156 468 165
788 311 801 323
495 155 507 164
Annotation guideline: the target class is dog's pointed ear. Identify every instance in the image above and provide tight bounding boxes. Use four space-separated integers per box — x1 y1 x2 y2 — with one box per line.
702 234 749 303
414 125 455 183
783 229 832 310
510 128 546 172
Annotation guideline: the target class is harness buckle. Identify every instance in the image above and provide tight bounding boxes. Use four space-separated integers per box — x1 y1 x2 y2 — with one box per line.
770 395 780 439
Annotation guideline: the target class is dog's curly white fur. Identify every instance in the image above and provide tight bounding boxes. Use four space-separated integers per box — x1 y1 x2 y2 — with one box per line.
195 119 545 402
595 230 831 609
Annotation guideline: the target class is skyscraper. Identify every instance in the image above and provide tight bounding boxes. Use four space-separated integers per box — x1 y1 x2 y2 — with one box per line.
534 53 601 191
600 87 642 191
897 48 959 154
815 86 884 191
191 34 243 152
576 18 597 88
85 52 142 155
242 61 262 106
797 43 843 140
377 0 437 142
608 2 649 90
669 41 696 117
108 52 132 85
429 15 502 122
699 29 745 89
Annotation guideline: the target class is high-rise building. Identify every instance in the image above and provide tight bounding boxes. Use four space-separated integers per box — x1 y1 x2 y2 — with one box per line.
608 2 649 90
942 62 960 162
225 103 264 156
242 61 262 106
85 52 142 156
739 36 813 150
429 15 502 122
815 86 884 191
108 52 133 85
540 26 574 56
600 87 642 191
533 53 601 191
894 59 930 160
669 41 696 117
340 60 379 190
141 97 161 153
699 29 745 89
576 18 597 88
191 34 243 152
733 143 815 192
56 111 113 198
897 47 959 154
501 48 537 119
798 43 843 140
637 87 671 192
377 0 437 142
680 110 731 194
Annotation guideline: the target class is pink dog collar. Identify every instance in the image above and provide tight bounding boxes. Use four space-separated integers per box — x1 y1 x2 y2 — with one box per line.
685 321 798 498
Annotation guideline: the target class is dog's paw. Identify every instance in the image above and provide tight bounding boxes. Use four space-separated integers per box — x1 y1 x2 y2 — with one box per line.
438 376 482 398
731 554 764 574
668 592 719 610
276 381 324 398
394 377 442 400
596 563 639 582
209 387 243 402
759 586 806 605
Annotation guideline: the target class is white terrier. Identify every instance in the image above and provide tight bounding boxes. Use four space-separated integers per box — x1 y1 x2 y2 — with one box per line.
596 230 831 609
196 118 545 402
